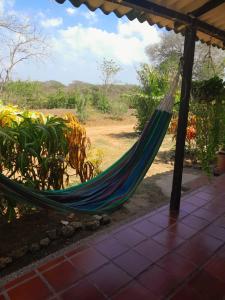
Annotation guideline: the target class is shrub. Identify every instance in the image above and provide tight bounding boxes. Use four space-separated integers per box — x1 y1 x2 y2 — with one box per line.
110 101 128 120
0 105 98 221
131 65 169 132
91 89 111 113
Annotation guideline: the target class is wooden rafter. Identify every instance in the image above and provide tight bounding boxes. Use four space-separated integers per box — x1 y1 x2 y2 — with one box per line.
118 0 225 43
189 0 225 18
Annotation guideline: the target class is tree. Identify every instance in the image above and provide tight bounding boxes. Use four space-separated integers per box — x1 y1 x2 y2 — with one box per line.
99 58 121 90
0 15 48 92
146 32 225 80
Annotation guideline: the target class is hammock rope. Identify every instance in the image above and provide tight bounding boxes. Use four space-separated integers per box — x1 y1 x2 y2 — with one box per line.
0 64 181 213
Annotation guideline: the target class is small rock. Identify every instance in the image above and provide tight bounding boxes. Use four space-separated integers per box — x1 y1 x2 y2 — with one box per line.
47 229 58 240
10 246 28 258
85 220 100 231
61 220 69 226
61 225 74 237
68 213 75 220
0 257 12 269
29 243 40 253
100 214 111 225
70 221 83 231
92 215 103 222
40 237 50 247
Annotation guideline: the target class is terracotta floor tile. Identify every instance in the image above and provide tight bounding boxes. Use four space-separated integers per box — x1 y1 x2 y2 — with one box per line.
192 208 219 222
203 203 225 215
176 233 223 265
189 270 225 300
70 248 108 274
7 276 52 300
168 222 197 239
94 237 129 259
157 252 197 279
114 227 146 247
134 239 168 262
217 245 225 259
161 208 189 220
113 249 151 277
203 224 225 241
194 191 215 201
38 256 65 272
112 281 157 300
88 233 109 245
4 271 36 289
186 195 210 207
137 265 179 298
190 233 224 252
214 215 225 228
198 185 218 195
152 230 185 250
204 256 225 282
175 242 211 265
181 214 209 230
147 214 176 229
170 285 202 300
180 202 198 213
60 278 106 300
65 245 88 257
132 219 162 237
43 261 83 292
88 263 131 297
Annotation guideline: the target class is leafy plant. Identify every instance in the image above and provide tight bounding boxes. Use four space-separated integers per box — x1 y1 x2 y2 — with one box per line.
91 89 111 113
0 105 98 221
131 65 169 132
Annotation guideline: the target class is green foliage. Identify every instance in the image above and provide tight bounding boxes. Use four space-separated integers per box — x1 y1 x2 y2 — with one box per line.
110 101 128 120
189 76 225 173
192 76 225 103
3 81 43 108
131 65 169 132
1 80 133 121
0 106 98 221
91 89 111 113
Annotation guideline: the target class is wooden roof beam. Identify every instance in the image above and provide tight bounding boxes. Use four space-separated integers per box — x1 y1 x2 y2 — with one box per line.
117 0 225 43
189 0 225 18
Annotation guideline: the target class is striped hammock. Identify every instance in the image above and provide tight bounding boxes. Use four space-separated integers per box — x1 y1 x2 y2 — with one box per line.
0 70 180 214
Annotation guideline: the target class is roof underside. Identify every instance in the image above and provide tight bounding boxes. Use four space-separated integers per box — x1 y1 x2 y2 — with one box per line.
55 0 225 49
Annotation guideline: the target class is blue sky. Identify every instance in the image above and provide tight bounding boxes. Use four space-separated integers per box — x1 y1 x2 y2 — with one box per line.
1 0 162 85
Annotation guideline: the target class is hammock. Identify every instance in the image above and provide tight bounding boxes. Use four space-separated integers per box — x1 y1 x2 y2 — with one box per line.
0 69 180 214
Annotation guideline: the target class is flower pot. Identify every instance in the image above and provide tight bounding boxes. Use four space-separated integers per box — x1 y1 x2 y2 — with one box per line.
215 151 225 175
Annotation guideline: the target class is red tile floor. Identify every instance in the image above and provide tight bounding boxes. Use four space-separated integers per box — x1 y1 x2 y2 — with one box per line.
1 175 225 299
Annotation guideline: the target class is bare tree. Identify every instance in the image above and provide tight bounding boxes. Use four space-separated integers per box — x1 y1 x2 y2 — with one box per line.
99 58 121 90
0 15 48 92
146 31 225 80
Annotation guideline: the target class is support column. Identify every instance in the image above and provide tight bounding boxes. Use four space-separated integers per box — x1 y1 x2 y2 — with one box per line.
170 26 196 211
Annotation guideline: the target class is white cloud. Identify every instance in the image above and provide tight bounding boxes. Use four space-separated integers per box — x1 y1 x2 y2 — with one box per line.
0 0 4 15
0 0 15 15
66 7 76 15
82 11 98 23
14 19 161 84
41 17 63 28
53 19 160 66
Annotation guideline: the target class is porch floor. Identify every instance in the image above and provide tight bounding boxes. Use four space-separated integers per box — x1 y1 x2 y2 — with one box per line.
1 175 225 299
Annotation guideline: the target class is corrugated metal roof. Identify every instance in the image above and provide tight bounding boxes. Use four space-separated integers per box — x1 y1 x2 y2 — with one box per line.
55 0 225 49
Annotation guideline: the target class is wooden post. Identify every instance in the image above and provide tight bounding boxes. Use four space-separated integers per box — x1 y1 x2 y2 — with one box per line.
170 26 196 211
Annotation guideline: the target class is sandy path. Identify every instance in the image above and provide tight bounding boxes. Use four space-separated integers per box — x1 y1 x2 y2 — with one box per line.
87 123 174 176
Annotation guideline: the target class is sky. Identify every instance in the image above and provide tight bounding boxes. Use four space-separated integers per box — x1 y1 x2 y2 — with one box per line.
0 0 162 85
